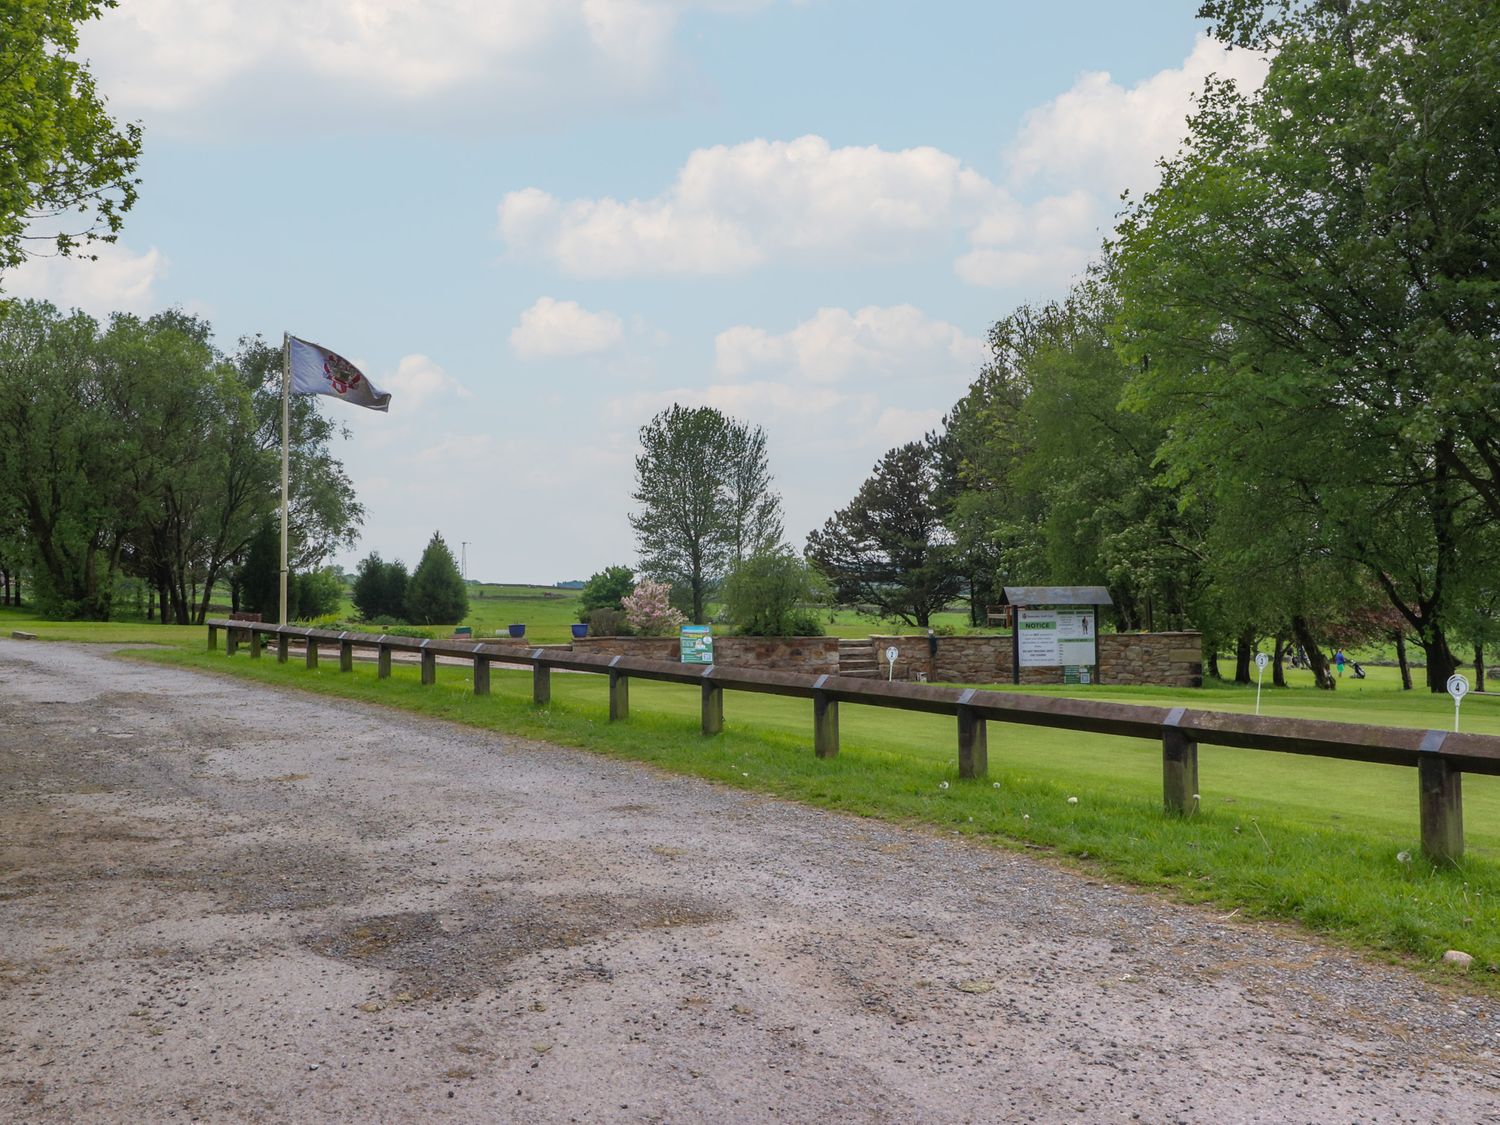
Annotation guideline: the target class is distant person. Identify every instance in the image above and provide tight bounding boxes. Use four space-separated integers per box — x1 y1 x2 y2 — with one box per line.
1335 649 1346 677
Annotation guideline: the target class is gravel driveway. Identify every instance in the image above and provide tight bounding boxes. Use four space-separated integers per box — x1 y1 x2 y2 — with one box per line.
2 639 1498 1123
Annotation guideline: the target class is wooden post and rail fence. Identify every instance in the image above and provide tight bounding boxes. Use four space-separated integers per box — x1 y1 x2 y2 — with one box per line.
207 619 1495 865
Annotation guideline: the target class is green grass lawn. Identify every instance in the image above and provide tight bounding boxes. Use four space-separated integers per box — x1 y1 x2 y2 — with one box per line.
10 605 1500 983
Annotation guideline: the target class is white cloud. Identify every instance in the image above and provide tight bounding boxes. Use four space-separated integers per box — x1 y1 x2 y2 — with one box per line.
1008 36 1268 194
715 305 985 384
497 39 1267 291
380 354 470 409
80 0 773 135
2 243 167 317
499 135 999 277
510 297 626 358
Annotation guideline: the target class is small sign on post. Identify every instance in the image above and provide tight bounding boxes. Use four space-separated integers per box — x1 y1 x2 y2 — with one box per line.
1255 652 1269 716
885 645 899 682
680 625 713 665
1448 673 1470 732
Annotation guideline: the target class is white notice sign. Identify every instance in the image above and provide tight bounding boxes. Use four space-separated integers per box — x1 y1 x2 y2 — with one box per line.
1018 606 1097 668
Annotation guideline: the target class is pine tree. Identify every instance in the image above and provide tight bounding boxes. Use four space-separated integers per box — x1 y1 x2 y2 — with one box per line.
405 532 468 625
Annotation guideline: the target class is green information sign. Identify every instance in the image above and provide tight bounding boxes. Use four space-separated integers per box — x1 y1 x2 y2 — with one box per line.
680 625 713 664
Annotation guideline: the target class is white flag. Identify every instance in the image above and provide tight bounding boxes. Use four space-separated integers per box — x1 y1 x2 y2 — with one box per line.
288 336 392 412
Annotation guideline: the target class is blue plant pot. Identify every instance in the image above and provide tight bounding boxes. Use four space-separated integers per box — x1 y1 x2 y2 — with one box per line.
571 623 589 639
507 624 526 638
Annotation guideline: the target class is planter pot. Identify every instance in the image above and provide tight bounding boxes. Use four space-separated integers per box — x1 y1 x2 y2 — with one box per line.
507 624 526 638
571 623 589 639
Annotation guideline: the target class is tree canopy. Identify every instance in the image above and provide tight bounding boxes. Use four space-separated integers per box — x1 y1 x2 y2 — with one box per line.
1 0 141 274
0 300 362 621
1110 0 1500 688
806 442 961 628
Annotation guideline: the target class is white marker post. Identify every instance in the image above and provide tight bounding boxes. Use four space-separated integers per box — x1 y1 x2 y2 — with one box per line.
885 645 899 683
1255 652 1270 716
1448 673 1470 732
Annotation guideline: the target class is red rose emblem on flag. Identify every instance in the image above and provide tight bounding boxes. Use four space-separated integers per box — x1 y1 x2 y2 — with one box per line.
323 351 364 395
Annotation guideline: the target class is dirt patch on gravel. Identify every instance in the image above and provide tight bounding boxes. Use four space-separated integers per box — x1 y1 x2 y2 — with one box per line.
4 639 1500 1123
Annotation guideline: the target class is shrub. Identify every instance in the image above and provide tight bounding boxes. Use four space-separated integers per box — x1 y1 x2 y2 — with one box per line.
721 548 827 636
622 579 685 636
579 565 635 618
293 567 344 620
585 608 633 637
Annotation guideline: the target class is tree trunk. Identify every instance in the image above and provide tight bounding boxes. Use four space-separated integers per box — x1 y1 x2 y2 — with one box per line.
1290 615 1335 690
1272 633 1287 688
1393 630 1412 690
1207 652 1222 680
1417 624 1458 693
1234 629 1253 685
1477 643 1486 694
147 587 156 622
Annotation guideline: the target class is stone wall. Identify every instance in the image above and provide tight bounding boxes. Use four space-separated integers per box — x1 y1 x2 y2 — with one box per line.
571 635 839 675
1097 631 1203 687
866 631 1202 688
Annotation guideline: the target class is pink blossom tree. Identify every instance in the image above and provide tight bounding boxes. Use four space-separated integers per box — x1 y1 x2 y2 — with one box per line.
622 579 686 636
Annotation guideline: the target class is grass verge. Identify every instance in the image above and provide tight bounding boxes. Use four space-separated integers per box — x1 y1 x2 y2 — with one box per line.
124 641 1500 988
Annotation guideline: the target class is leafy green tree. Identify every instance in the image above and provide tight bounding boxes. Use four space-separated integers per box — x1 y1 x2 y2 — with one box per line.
405 532 468 625
806 442 961 628
1112 0 1500 690
1 0 141 274
352 552 409 622
630 404 783 624
579 565 635 616
292 567 344 621
721 548 826 636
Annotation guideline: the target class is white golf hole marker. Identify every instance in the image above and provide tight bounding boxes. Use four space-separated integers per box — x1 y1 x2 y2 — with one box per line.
1255 652 1269 716
1448 673 1470 732
885 645 899 683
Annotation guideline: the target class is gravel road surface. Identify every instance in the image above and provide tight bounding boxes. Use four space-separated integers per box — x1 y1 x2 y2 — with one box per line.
3 639 1499 1123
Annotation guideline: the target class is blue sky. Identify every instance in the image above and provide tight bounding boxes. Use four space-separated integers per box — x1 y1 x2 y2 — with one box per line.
13 1 1263 583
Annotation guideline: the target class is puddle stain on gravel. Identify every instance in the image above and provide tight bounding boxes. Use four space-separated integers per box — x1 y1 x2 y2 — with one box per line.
307 890 726 999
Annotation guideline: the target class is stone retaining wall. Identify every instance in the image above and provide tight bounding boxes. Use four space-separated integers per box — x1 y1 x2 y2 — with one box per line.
868 631 1203 688
571 636 839 675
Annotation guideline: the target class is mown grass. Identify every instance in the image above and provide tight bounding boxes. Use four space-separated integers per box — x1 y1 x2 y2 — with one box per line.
107 629 1500 987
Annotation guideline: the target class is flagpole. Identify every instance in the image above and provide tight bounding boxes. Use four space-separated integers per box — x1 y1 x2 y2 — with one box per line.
279 332 291 625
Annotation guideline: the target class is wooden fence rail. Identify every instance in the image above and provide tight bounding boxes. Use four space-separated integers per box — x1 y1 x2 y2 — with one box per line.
206 620 1500 864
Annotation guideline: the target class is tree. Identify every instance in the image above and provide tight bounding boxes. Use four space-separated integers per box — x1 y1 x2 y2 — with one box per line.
292 567 343 621
579 565 635 616
721 548 826 637
351 552 410 622
405 532 468 625
806 443 961 628
236 519 281 620
1111 0 1500 690
621 578 685 637
1 0 141 275
630 404 783 624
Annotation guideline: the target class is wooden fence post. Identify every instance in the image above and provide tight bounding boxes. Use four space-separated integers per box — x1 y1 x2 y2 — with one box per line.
1162 708 1198 816
207 625 218 652
305 637 319 670
420 643 436 686
957 691 987 779
226 629 239 657
377 642 391 679
813 678 839 758
701 668 723 736
277 633 289 663
249 629 262 659
1419 732 1464 863
609 660 629 721
473 655 490 696
339 636 353 673
533 651 551 705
